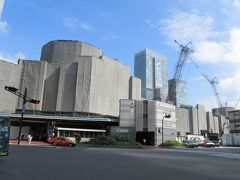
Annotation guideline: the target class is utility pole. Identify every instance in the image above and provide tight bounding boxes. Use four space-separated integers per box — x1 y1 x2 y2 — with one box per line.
4 86 40 144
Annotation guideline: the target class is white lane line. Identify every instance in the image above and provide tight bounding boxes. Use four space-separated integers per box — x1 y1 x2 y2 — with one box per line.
159 149 240 160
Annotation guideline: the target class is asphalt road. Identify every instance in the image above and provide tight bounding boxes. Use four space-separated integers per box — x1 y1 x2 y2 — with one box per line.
0 145 240 180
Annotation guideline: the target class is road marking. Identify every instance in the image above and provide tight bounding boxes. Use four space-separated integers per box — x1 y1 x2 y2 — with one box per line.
159 149 240 160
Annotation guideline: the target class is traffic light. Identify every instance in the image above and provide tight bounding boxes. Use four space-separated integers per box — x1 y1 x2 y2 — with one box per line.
4 86 19 92
29 99 40 104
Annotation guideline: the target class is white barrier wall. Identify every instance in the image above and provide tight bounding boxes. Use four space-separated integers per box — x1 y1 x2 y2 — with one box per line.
222 134 240 146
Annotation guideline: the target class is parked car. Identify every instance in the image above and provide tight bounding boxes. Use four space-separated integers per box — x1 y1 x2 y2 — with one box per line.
182 140 198 148
203 140 215 148
48 137 76 147
194 140 204 146
47 136 57 144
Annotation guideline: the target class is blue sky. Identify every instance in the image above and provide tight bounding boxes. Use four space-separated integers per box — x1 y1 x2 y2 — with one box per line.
0 0 240 110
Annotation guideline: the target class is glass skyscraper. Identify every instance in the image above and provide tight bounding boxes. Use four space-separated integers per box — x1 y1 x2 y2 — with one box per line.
134 48 168 101
168 79 187 107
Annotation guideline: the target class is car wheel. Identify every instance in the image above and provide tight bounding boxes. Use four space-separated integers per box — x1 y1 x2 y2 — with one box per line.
68 143 73 147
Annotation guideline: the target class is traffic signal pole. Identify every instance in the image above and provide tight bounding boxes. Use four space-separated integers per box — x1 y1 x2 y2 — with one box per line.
4 86 40 145
17 88 27 145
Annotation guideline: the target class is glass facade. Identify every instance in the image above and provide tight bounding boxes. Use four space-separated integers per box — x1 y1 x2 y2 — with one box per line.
134 49 168 101
168 79 187 107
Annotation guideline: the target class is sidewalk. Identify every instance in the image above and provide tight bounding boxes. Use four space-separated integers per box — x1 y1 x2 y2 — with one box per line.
9 140 50 146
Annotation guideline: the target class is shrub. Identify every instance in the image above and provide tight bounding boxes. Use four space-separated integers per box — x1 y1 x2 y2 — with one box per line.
74 134 81 144
161 140 182 147
90 135 142 147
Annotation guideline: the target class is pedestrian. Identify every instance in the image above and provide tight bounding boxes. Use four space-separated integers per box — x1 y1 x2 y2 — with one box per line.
143 138 146 145
27 134 33 144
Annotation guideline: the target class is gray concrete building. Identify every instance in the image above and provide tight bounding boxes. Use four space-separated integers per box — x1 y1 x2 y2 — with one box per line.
118 99 176 146
228 110 240 134
176 107 190 136
0 40 141 140
222 110 240 146
206 112 219 133
212 107 234 118
2 40 141 117
177 104 207 135
0 60 21 113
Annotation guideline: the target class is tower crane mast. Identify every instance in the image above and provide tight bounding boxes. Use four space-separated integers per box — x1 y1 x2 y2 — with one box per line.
191 60 223 108
167 40 193 103
172 40 193 80
202 74 223 108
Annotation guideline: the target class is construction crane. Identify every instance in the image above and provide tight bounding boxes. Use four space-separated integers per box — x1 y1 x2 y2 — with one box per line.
202 75 223 108
166 40 193 104
191 60 223 108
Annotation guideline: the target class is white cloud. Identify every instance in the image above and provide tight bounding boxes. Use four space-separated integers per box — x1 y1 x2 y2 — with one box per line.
63 18 93 31
193 28 240 65
0 51 26 64
220 0 240 8
0 20 9 34
220 70 240 94
158 9 240 107
161 10 216 44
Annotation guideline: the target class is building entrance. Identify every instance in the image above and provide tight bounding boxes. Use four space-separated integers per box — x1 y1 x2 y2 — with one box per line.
136 131 155 145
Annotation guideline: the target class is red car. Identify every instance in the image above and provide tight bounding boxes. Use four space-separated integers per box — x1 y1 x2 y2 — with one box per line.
47 137 76 147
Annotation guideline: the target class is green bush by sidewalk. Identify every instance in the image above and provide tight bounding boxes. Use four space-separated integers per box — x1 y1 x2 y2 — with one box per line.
160 140 182 148
74 134 81 144
85 135 142 148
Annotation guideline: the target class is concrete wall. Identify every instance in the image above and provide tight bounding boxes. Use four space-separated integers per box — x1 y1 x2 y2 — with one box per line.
222 134 240 146
196 104 207 132
89 57 130 116
119 99 135 127
129 76 141 100
206 112 221 133
41 40 103 63
135 100 143 131
148 101 156 132
14 54 135 116
189 107 198 134
42 63 60 112
155 101 176 145
74 58 92 113
0 60 20 112
1 40 141 117
56 63 78 112
213 116 219 133
176 107 190 135
18 60 47 111
206 112 215 132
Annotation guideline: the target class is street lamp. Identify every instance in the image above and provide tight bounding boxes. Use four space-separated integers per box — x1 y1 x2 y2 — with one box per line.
162 114 171 145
